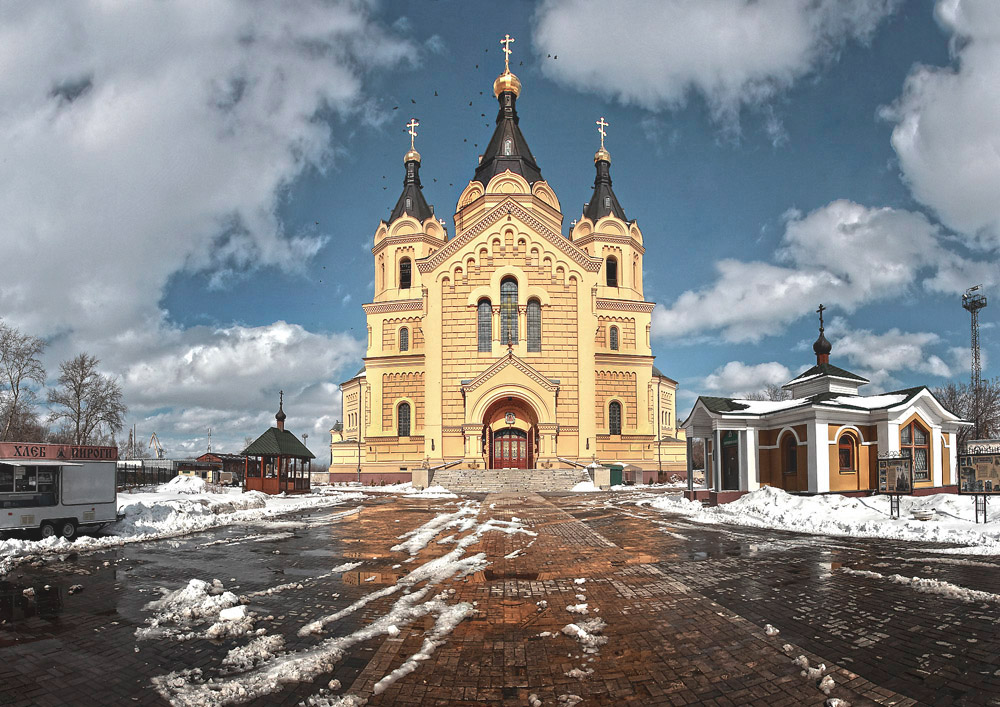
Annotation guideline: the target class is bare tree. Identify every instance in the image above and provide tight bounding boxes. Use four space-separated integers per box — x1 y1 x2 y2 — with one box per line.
0 321 46 441
690 438 705 470
48 353 127 445
933 378 1000 449
740 383 791 402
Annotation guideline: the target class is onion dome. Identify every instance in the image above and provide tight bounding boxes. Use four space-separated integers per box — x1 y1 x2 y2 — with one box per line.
493 70 521 99
275 391 286 430
403 148 421 164
594 146 611 164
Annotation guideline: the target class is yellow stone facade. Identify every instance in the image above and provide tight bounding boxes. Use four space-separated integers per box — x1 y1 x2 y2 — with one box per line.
328 63 685 484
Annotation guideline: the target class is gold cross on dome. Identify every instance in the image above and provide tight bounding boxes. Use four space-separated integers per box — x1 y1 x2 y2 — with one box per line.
406 118 419 150
500 33 515 72
596 117 608 149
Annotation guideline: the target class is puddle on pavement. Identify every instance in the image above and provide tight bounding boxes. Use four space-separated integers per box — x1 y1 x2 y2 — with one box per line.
341 570 403 586
0 582 64 625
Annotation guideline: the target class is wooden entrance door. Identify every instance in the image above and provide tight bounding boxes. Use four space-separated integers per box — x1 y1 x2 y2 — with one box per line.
493 429 528 469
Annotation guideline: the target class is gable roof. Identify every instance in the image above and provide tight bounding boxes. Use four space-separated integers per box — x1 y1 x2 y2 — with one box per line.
242 427 315 459
696 386 930 418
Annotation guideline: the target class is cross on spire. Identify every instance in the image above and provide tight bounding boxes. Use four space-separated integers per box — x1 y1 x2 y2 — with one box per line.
279 390 284 406
500 33 515 73
596 117 608 149
406 118 419 150
817 304 826 331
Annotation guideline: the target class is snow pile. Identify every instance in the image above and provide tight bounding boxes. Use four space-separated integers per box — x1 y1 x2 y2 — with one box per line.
162 475 207 494
637 486 1000 551
571 480 601 492
136 578 253 642
566 603 589 615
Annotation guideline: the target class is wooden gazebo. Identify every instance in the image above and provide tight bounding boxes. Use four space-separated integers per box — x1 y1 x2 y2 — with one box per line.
242 394 314 495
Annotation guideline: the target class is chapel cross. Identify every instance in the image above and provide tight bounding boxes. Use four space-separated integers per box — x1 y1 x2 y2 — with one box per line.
406 118 419 150
596 117 609 149
500 34 515 72
817 304 826 331
279 390 284 406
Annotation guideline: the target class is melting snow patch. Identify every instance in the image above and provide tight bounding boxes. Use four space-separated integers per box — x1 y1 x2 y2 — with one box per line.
819 674 836 695
504 548 524 559
825 699 851 707
566 603 589 615
137 578 249 642
573 578 586 585
565 667 594 679
765 624 779 636
842 568 1000 604
562 618 608 654
558 695 583 706
221 635 285 673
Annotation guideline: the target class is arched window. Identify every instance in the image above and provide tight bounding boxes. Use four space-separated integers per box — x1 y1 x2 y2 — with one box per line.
783 434 798 475
399 327 409 352
604 196 611 208
838 434 856 472
606 256 618 287
398 402 411 437
399 258 411 289
527 299 541 352
609 401 622 435
477 299 492 352
901 420 930 481
405 197 412 210
504 138 512 156
609 325 619 351
500 277 518 345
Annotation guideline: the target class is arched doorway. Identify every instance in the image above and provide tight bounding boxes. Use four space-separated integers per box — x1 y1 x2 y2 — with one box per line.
481 396 538 470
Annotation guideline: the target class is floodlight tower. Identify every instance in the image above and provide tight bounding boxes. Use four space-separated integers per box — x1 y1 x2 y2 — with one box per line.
963 285 988 439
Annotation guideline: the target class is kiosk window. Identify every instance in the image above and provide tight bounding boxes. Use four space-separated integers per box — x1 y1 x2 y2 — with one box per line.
14 466 36 492
0 466 13 492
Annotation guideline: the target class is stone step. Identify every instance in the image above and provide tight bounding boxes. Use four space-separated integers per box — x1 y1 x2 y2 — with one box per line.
431 468 591 492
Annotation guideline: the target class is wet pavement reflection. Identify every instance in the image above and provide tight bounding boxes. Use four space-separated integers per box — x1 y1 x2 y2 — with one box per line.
0 491 997 705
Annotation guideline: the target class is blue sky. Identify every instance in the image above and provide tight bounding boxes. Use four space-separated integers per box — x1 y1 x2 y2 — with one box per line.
0 1 997 457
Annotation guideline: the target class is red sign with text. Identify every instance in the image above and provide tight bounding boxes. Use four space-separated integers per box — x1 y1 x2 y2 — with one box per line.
0 443 118 461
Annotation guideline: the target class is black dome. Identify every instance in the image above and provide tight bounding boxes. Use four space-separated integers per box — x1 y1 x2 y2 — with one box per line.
813 331 832 356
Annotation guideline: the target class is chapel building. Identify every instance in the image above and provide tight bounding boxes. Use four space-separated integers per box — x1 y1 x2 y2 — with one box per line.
682 309 968 501
328 40 685 484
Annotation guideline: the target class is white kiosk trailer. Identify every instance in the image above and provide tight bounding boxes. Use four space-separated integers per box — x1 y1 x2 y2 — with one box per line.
0 442 118 539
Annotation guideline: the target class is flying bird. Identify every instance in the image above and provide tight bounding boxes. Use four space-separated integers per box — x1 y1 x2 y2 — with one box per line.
411 99 416 104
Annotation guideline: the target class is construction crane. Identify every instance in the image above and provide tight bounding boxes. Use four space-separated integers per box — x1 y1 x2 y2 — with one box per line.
962 285 988 440
148 432 164 460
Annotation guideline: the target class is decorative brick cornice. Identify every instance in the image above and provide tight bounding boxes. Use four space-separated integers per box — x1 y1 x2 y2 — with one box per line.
418 199 602 274
571 233 645 255
595 299 655 313
442 426 463 434
372 233 446 255
462 351 560 393
362 299 423 315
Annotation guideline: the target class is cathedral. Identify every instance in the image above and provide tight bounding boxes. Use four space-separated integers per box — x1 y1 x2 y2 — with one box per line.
328 36 685 484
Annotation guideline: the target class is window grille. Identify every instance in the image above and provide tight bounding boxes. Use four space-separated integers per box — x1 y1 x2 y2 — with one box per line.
838 435 855 472
500 278 518 345
901 421 930 480
609 401 622 435
609 326 619 350
606 257 618 287
527 300 541 352
398 402 411 437
399 327 409 352
478 299 492 352
399 258 411 289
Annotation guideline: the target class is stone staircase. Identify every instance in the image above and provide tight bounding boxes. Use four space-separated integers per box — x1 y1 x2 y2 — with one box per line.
431 467 592 493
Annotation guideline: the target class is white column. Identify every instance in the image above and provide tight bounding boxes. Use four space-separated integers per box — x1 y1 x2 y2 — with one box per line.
714 429 722 491
809 421 830 493
932 426 943 486
742 428 759 491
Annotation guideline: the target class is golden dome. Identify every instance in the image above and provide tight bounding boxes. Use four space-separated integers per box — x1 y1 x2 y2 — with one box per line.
493 70 521 98
594 147 611 164
403 148 421 163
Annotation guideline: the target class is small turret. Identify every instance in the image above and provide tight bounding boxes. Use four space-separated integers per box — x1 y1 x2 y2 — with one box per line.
388 118 434 223
583 117 627 222
814 304 832 365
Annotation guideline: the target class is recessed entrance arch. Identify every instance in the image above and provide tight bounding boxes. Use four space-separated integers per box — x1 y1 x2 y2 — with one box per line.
482 396 538 469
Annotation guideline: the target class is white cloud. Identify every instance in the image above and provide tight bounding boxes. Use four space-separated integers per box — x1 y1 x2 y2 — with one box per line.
120 321 363 457
0 2 412 340
0 3 412 457
701 361 792 395
882 0 1000 247
824 317 952 379
653 200 984 342
534 0 899 128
